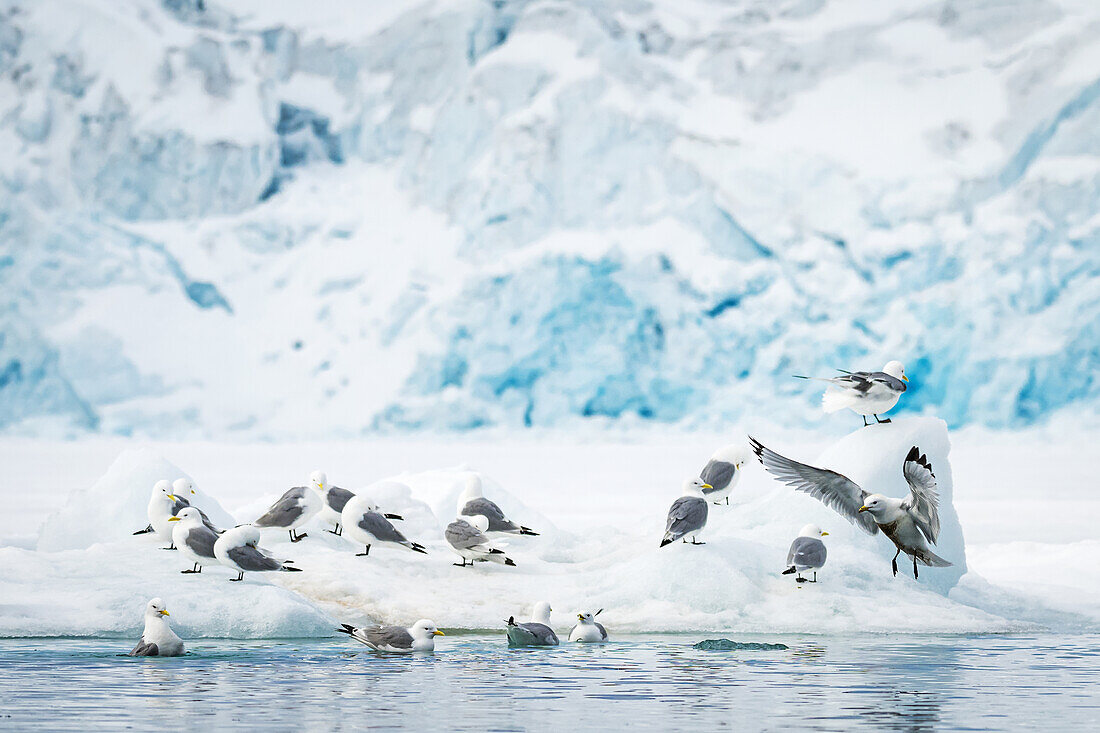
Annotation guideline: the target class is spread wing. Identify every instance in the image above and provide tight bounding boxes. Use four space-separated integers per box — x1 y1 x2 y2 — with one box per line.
750 436 878 535
901 446 941 544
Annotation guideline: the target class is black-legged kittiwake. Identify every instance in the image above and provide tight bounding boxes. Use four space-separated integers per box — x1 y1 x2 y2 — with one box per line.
213 525 302 582
253 473 324 542
168 507 219 574
341 493 427 557
660 478 710 547
337 619 443 653
128 598 184 657
783 524 828 583
699 444 749 505
458 474 539 536
568 610 608 643
505 601 558 647
795 360 908 426
445 515 516 567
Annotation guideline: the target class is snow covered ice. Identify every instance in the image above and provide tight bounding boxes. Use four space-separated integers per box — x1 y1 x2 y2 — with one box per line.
5 417 1095 639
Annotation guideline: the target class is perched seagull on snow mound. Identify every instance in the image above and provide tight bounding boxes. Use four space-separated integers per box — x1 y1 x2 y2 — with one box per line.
213 524 302 582
128 598 184 657
569 610 608 643
134 479 218 548
311 473 403 537
783 524 828 583
698 444 749 505
458 474 539 536
337 619 443 653
750 438 951 578
253 472 324 542
445 515 516 567
505 601 558 647
660 478 710 547
168 507 220 574
795 360 908 426
341 493 427 557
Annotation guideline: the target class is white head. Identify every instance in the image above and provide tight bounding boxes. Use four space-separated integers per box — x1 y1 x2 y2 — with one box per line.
466 514 490 533
683 477 711 497
172 478 195 496
858 494 891 517
883 361 908 383
711 444 749 469
409 619 444 640
462 473 484 500
237 524 262 546
798 523 828 539
153 480 174 501
576 609 602 624
145 597 170 621
167 507 203 526
310 471 327 493
531 601 552 624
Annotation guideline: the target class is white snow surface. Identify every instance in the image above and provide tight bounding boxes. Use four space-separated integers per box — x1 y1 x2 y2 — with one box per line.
2 418 1096 638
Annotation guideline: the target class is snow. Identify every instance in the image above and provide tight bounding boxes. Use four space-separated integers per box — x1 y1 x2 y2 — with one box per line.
3 417 1096 638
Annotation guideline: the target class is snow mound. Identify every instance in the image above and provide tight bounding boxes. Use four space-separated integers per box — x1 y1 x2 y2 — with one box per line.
37 448 235 552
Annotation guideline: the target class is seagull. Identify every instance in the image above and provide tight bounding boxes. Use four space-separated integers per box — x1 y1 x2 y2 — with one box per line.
253 473 324 542
699 444 749 505
313 476 403 536
337 619 443 653
660 478 710 547
445 515 517 567
168 507 220 574
750 438 952 578
128 598 184 657
505 601 559 647
457 474 539 536
783 524 828 583
213 524 303 582
133 479 218 549
795 360 908 426
341 494 427 557
568 610 608 643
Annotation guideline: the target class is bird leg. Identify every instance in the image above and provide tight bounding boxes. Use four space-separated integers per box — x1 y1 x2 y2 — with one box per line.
161 543 176 551
874 414 891 424
181 562 201 574
326 524 343 536
862 416 870 427
812 572 817 583
892 549 901 576
356 544 372 557
290 529 307 543
689 537 706 545
452 560 470 567
912 556 919 579
230 572 244 582
725 497 730 506
796 574 806 583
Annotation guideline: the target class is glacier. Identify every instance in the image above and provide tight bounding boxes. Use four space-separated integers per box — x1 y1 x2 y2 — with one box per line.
0 0 1099 438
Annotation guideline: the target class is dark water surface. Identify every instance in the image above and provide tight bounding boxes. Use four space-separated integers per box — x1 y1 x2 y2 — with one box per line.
1 634 1097 730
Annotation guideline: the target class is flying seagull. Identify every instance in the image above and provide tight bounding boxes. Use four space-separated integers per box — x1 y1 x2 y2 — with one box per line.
568 610 608 643
750 438 951 578
445 515 516 567
783 524 828 583
128 598 184 657
660 478 711 547
254 473 324 542
505 601 558 647
795 360 908 426
458 474 539 536
337 619 443 653
698 444 749 505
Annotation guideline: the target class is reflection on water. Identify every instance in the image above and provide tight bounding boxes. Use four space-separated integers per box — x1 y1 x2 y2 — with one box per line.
0 634 1097 730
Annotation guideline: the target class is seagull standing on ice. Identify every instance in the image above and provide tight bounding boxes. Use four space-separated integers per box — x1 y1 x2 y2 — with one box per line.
337 619 443 653
505 601 559 647
310 473 404 536
128 598 184 657
783 524 828 583
168 507 220 574
341 494 427 557
458 474 539 536
445 515 516 567
568 610 608 643
795 360 908 426
253 472 324 542
213 525 302 582
134 480 218 548
698 444 749 505
660 478 711 547
751 439 952 578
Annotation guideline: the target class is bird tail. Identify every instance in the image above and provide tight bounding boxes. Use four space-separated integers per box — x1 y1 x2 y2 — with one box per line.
487 548 504 554
821 386 857 413
506 616 517 627
504 557 516 567
519 526 539 536
133 525 154 535
336 624 356 636
385 513 404 521
916 549 953 567
659 537 673 548
782 566 796 575
281 565 303 573
408 542 428 555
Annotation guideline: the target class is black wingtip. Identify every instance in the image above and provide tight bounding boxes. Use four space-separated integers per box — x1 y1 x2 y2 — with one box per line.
747 436 766 461
507 616 516 626
504 558 516 566
282 565 303 572
782 566 796 575
905 446 935 476
336 624 355 635
519 527 540 536
659 538 672 548
792 375 809 380
385 513 404 521
487 548 504 554
905 446 920 462
411 544 428 555
132 526 153 535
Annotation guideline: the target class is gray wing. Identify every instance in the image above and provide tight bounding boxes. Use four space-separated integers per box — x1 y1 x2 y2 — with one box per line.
227 544 281 571
786 536 827 568
700 460 736 492
520 622 558 645
596 622 608 640
750 437 878 535
446 520 488 550
665 496 707 538
185 526 219 558
254 487 307 528
867 371 907 393
461 498 517 532
129 639 159 656
901 447 941 543
171 495 191 515
367 626 414 649
326 487 355 513
357 511 409 543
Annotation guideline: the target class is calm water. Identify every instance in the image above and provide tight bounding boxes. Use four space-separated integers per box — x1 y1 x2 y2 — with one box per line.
1 634 1097 731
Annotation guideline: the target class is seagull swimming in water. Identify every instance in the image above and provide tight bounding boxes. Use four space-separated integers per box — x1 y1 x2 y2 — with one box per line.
337 619 443 653
660 478 710 547
783 524 828 583
505 601 559 647
128 598 184 657
795 360 908 426
568 610 608 643
751 438 952 578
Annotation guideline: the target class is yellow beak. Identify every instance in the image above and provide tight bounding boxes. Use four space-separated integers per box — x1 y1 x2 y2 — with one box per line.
160 610 169 616
166 494 178 501
701 483 713 490
821 531 829 536
578 614 584 621
433 630 445 636
858 506 868 513
902 375 909 383
167 516 180 522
